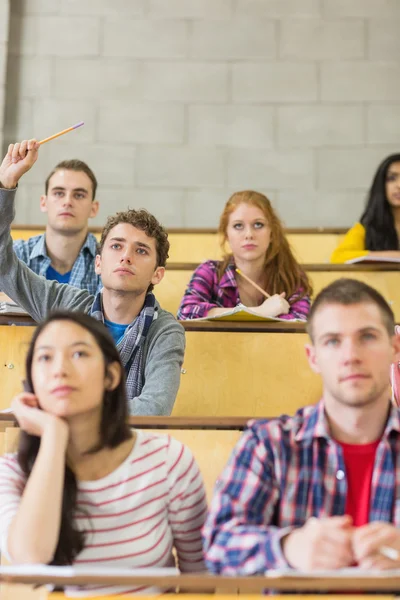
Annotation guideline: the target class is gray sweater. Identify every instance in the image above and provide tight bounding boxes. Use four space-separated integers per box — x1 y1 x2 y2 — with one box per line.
0 188 185 416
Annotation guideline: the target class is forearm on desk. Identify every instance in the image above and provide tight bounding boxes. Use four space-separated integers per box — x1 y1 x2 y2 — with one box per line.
7 425 68 564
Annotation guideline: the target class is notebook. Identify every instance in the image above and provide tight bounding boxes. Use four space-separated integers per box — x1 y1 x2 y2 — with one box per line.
346 256 400 264
0 301 29 316
194 305 304 322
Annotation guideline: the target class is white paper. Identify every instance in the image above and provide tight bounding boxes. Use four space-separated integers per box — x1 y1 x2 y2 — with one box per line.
0 302 29 315
0 564 179 578
266 567 400 578
345 256 400 264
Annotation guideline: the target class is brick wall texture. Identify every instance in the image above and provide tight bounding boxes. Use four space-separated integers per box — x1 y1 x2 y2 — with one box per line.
3 0 400 227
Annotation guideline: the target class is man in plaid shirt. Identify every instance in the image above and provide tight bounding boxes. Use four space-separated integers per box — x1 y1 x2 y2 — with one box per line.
204 278 400 572
13 159 100 295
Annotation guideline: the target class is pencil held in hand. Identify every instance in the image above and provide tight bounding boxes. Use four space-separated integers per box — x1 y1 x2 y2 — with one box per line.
379 545 399 561
235 268 270 299
38 121 84 146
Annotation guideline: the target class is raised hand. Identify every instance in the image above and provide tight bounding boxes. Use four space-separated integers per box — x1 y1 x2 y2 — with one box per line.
0 139 40 189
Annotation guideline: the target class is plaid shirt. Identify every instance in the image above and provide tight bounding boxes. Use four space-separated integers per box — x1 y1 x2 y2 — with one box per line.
203 400 400 575
177 260 310 320
13 232 100 296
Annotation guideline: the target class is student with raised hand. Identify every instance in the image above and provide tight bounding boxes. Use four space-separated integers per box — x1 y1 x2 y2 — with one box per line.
203 279 400 573
331 154 400 263
13 159 100 294
0 140 185 416
177 190 312 321
0 312 206 596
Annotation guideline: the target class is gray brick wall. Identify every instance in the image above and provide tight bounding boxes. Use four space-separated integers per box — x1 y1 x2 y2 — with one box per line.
3 0 400 228
0 0 9 157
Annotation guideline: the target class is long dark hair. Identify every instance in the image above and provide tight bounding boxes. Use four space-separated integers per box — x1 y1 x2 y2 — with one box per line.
17 311 132 565
360 153 400 251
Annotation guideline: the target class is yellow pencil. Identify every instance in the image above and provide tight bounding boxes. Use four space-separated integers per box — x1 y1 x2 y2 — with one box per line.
38 121 84 146
235 268 270 299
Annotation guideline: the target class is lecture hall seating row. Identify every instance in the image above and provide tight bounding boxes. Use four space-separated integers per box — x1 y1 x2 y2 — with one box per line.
0 319 319 416
156 265 400 319
11 227 347 264
0 417 243 600
10 227 396 316
1 421 400 599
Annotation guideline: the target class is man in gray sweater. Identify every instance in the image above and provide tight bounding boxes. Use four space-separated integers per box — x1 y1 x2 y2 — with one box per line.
0 139 185 416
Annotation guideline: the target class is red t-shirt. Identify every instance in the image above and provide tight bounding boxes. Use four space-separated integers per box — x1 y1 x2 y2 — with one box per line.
338 440 380 526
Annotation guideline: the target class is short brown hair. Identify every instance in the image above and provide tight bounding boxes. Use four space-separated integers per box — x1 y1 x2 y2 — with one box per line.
99 209 169 290
307 278 395 341
45 160 98 200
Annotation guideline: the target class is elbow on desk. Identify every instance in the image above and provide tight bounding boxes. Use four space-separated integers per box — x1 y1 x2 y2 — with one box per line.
7 538 55 566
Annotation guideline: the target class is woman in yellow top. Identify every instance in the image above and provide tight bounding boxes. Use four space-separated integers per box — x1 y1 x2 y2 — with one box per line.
331 154 400 263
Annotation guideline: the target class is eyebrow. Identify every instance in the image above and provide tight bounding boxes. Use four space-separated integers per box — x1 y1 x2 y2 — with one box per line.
50 186 89 194
318 326 381 341
35 341 92 351
109 237 152 251
136 241 152 250
231 217 267 223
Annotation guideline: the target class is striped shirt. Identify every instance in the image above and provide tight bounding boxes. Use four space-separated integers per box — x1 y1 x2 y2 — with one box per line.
0 431 207 597
177 260 310 320
13 232 100 295
203 401 400 575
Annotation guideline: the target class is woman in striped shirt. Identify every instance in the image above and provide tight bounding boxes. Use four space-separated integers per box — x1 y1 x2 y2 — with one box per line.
178 190 312 321
0 311 206 597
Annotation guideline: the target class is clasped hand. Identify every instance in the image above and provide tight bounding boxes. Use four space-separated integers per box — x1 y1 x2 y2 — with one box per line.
283 515 400 570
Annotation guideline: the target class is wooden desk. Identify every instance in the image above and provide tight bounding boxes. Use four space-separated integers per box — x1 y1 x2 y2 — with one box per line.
156 263 400 317
175 322 319 417
2 569 400 595
0 323 35 410
47 596 394 600
2 590 396 600
0 320 317 416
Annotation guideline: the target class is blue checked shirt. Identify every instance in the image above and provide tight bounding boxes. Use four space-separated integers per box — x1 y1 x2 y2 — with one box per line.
13 232 100 295
203 400 400 575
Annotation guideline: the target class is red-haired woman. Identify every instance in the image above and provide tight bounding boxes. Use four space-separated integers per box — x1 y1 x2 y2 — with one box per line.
177 191 312 321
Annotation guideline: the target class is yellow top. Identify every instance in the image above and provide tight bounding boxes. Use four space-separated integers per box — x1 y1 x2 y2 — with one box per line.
330 222 369 264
